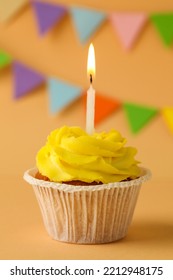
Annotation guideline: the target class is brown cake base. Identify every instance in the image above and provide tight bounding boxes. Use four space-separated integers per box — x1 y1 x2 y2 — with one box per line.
35 171 103 185
35 171 133 185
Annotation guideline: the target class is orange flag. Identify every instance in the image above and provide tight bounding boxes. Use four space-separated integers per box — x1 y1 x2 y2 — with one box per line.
83 92 121 125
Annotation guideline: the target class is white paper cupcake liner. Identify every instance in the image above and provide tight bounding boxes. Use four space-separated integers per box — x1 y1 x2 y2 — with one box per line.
24 167 151 244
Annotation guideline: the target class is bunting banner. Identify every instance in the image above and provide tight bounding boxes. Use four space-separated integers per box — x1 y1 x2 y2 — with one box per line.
70 7 106 43
123 102 159 133
1 1 173 48
48 79 82 114
83 93 121 125
31 1 67 35
150 13 173 46
0 50 11 68
109 13 148 50
94 94 121 125
0 50 172 135
162 107 173 134
12 61 45 98
0 2 173 135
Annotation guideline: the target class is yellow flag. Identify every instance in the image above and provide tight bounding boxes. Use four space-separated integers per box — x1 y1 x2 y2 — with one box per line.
0 0 28 21
162 107 173 134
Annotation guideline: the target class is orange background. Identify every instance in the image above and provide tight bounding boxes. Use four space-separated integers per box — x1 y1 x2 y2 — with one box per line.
0 0 173 259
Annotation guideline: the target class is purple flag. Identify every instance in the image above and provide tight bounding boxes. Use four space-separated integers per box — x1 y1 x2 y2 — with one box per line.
13 61 45 98
31 1 67 35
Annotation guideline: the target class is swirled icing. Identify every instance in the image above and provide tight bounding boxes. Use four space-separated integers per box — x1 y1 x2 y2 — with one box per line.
36 126 140 183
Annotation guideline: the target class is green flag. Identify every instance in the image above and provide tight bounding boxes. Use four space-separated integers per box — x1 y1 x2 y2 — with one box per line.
151 13 173 46
123 102 158 133
0 51 11 68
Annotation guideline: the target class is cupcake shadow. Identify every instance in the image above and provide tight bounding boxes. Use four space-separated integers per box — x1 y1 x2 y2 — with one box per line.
126 220 173 243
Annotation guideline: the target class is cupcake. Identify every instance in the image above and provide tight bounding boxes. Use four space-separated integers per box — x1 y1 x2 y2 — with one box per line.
24 126 151 244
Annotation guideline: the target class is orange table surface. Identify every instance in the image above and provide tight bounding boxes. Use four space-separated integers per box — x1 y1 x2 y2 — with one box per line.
0 175 173 260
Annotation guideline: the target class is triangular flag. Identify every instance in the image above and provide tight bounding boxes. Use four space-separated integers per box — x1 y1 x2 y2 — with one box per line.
0 50 12 68
70 7 106 43
109 13 148 49
12 61 45 98
48 79 82 114
151 13 173 46
0 0 28 21
83 92 121 125
31 1 67 35
162 107 173 134
123 102 158 133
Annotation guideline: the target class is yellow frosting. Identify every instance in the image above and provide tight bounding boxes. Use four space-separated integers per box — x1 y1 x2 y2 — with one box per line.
36 126 141 183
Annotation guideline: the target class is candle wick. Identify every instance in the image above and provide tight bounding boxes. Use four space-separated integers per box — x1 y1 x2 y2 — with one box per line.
90 74 93 84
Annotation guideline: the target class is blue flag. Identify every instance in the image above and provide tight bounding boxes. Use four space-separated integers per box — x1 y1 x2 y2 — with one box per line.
70 7 106 43
48 79 82 114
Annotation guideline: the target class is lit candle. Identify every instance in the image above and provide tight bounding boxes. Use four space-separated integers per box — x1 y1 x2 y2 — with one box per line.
86 43 96 134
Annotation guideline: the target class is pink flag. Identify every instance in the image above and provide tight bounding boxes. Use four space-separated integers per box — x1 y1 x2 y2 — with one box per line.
110 13 148 50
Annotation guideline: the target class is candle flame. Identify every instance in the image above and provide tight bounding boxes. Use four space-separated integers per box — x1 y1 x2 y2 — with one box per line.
87 43 96 79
